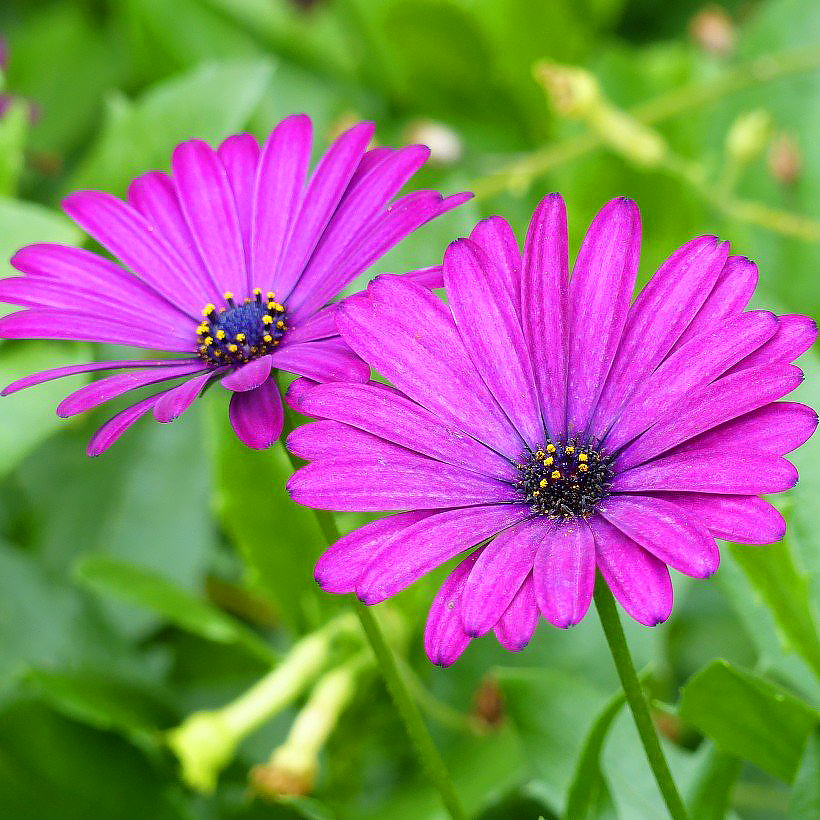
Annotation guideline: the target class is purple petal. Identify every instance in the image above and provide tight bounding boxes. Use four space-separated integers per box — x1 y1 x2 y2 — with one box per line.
275 122 374 300
603 311 779 452
87 393 163 456
592 236 729 436
588 515 673 626
672 255 757 351
533 519 596 628
403 265 444 289
613 449 798 496
424 549 480 667
287 450 518 512
288 190 472 320
127 172 217 305
647 493 786 544
521 193 569 436
444 239 543 448
217 133 260 275
221 355 273 392
250 115 312 293
285 376 318 411
287 420 391 461
354 504 530 604
62 190 210 314
469 215 522 306
171 139 248 298
0 308 195 352
617 364 803 469
56 361 204 417
336 279 521 456
599 494 720 578
2 358 180 396
676 401 817 457
285 305 338 344
228 377 284 449
567 198 641 434
271 338 370 383
729 314 817 373
284 143 430 310
493 575 539 651
461 517 548 636
153 370 216 423
11 243 195 327
315 510 435 594
292 381 516 479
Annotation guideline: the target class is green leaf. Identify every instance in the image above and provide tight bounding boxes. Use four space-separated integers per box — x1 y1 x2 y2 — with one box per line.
729 537 820 679
209 401 335 633
790 731 820 818
68 58 274 195
679 660 819 781
564 687 627 819
75 555 276 663
685 746 741 820
0 99 27 196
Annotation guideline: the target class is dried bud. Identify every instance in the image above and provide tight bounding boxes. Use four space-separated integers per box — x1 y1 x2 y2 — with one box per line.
251 751 316 799
405 120 463 166
726 109 772 166
768 133 802 186
472 676 505 728
689 6 736 57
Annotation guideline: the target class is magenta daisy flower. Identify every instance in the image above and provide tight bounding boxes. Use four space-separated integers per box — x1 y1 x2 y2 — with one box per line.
0 115 469 453
286 194 817 666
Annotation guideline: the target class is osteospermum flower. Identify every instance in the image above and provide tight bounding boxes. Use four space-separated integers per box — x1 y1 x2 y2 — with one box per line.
286 194 817 665
0 115 469 453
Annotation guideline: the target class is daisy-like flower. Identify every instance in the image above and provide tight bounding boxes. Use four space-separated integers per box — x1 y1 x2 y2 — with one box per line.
0 115 469 453
286 194 817 666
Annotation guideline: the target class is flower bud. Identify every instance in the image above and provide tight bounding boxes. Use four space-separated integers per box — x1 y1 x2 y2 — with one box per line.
725 109 772 166
768 133 802 186
533 61 601 119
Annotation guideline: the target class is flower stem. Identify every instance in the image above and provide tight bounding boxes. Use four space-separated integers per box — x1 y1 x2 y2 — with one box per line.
593 577 689 820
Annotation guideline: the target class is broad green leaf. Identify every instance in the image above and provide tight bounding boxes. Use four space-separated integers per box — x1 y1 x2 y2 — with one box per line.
68 58 274 195
790 731 820 818
729 537 820 679
564 687 627 819
24 667 176 740
679 660 819 781
75 555 276 663
209 401 335 633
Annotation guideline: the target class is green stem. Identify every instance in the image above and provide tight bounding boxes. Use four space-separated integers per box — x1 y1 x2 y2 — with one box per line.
593 577 689 820
280 401 467 820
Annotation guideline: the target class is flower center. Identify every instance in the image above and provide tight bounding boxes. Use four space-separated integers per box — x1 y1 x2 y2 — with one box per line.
197 289 287 367
515 438 614 519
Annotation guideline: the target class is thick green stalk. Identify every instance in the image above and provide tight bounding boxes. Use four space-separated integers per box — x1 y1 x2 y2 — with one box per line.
593 577 689 820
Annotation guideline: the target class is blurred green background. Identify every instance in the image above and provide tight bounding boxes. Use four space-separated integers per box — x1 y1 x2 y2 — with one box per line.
0 0 819 818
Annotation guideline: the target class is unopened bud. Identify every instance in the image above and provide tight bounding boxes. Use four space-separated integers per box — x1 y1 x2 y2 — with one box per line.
534 61 601 119
768 133 801 186
472 676 504 728
726 109 772 166
689 6 736 57
592 106 667 168
405 120 463 166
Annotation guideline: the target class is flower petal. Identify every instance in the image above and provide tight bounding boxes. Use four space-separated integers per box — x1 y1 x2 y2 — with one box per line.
600 494 720 578
228 377 284 449
567 197 641 434
533 519 596 627
521 193 569 436
153 370 217 423
220 355 273 392
354 504 529 604
461 517 548 636
470 215 522 307
444 238 543 448
588 515 673 626
613 449 798 496
270 338 370 383
729 314 817 372
217 133 260 275
87 393 163 456
291 380 516 479
493 575 539 651
424 549 481 667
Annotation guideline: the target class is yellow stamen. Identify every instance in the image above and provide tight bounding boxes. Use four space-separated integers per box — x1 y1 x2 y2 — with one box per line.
546 443 556 453
578 453 588 462
551 470 561 479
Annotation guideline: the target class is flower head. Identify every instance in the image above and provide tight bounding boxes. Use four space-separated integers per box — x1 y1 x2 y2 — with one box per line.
0 115 469 453
287 194 817 666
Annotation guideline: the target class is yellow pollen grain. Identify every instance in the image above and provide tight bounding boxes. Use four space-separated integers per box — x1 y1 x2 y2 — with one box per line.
262 315 273 325
223 291 233 300
203 337 213 346
543 456 554 466
539 478 548 488
276 320 285 329
267 292 275 300
216 330 226 340
579 463 589 472
578 453 588 462
253 288 262 296
235 332 246 342
546 443 556 453
565 445 575 454
201 304 215 316
551 470 561 479
227 343 238 353
532 490 540 497
263 334 272 343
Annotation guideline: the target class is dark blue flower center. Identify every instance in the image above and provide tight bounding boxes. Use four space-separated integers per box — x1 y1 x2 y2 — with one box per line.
197 289 287 367
516 438 613 519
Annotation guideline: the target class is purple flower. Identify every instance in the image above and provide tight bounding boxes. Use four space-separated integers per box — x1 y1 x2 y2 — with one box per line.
0 115 469 453
286 194 817 666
